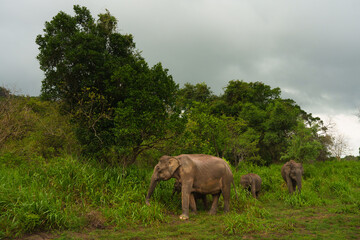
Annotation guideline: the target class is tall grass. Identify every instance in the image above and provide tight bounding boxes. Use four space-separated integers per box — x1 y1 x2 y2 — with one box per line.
1 154 359 238
0 154 169 238
225 160 360 235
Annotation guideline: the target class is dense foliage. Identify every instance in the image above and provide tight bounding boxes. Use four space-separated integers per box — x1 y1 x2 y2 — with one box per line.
171 81 331 165
34 5 335 165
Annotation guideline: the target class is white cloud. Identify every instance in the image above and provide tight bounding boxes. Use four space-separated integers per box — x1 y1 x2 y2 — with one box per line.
316 113 360 156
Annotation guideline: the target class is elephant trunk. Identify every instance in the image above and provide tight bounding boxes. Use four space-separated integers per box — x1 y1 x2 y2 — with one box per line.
145 172 158 206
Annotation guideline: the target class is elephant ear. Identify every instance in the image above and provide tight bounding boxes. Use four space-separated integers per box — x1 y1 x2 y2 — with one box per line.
168 157 180 175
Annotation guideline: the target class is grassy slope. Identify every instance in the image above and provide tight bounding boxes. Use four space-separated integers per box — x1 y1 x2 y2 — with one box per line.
1 155 359 239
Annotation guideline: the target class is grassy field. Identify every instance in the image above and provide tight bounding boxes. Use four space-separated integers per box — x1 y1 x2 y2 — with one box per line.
1 155 359 239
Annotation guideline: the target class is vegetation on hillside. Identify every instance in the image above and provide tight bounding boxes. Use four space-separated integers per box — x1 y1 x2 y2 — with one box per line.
33 5 339 166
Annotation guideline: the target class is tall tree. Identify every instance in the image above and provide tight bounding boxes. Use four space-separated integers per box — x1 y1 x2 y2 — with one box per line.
36 6 182 163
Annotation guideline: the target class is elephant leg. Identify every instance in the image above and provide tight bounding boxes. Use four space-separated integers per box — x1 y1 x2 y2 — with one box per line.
286 177 294 193
292 179 297 192
247 186 252 195
251 183 257 198
222 187 231 213
189 193 197 214
179 181 192 220
209 194 220 215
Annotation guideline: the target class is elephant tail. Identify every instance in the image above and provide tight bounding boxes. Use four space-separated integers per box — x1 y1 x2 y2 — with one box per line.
232 180 238 200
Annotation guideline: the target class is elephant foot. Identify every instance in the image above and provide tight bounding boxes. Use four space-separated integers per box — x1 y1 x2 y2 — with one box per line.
179 214 189 220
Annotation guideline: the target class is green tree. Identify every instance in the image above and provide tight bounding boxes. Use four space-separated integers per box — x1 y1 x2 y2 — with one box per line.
260 99 300 164
177 102 229 156
173 101 260 165
301 112 332 161
224 119 261 165
112 61 184 164
36 6 136 107
176 82 214 112
222 80 302 164
223 80 281 116
36 6 182 163
281 121 322 163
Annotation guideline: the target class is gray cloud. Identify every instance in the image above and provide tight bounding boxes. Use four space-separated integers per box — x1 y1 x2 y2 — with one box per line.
109 0 360 115
1 0 359 154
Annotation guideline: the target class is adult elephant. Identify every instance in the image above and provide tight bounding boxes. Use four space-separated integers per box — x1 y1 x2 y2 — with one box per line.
145 154 236 220
281 160 304 194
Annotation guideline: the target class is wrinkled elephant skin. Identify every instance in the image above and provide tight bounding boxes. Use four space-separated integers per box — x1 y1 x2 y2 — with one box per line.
145 154 236 220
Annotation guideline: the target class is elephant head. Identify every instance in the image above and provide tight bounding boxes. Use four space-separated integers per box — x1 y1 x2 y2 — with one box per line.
145 155 180 206
240 174 253 189
240 173 262 198
289 161 304 192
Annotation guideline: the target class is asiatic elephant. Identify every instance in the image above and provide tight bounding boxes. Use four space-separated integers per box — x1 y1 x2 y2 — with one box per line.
281 160 304 194
172 179 208 211
145 154 236 220
240 173 262 198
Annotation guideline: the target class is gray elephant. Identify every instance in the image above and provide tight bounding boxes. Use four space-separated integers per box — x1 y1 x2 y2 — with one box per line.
281 160 304 194
172 180 208 211
146 154 236 220
240 173 262 198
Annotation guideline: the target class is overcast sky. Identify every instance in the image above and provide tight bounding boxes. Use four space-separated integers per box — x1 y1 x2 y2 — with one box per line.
1 0 359 156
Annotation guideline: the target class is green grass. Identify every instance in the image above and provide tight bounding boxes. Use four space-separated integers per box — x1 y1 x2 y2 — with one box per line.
0 155 359 239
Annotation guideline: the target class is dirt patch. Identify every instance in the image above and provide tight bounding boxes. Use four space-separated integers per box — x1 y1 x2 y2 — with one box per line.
18 232 56 240
86 210 106 229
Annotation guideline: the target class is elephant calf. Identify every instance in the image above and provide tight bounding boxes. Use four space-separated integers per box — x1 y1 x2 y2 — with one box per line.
281 160 304 194
172 180 208 212
240 173 262 198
